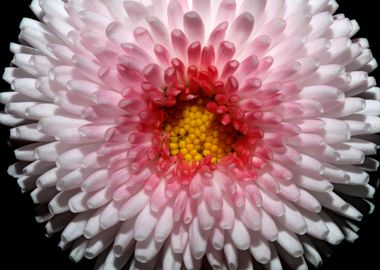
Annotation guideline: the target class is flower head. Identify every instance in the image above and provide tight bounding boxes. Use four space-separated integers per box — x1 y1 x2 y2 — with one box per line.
2 0 379 269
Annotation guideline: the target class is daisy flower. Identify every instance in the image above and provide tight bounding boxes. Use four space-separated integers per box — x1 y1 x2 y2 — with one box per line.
1 0 379 269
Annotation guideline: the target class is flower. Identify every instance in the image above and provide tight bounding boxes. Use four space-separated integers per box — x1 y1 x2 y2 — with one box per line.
1 0 379 269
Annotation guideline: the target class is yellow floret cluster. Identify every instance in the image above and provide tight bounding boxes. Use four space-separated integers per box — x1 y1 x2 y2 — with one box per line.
164 99 235 164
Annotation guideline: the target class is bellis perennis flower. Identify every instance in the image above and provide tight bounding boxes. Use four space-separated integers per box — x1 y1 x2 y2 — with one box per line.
2 0 379 269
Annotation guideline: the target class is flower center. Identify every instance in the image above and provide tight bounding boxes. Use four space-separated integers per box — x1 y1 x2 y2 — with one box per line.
163 98 238 164
116 54 267 176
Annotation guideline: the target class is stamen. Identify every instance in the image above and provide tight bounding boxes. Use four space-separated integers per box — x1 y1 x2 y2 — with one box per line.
163 98 238 164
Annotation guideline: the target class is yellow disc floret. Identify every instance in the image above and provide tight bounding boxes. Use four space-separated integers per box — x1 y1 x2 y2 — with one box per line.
164 99 236 164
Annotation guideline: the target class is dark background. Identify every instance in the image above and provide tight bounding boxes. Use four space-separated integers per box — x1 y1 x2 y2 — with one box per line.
0 0 379 269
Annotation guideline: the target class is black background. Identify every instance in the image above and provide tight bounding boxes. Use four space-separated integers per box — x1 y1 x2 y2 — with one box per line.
0 0 379 269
